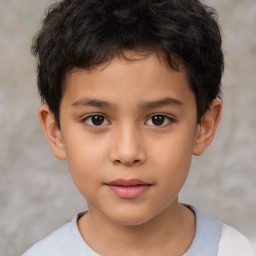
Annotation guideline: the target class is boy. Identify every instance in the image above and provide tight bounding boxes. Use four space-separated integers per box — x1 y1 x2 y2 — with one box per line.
23 0 254 255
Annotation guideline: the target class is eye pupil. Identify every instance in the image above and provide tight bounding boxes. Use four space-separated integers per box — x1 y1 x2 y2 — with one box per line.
92 115 104 126
152 115 165 126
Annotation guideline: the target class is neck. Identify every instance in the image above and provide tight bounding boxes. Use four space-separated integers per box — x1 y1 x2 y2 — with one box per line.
78 201 196 256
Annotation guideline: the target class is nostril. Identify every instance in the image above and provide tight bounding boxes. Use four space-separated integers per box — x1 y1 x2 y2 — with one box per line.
113 158 141 166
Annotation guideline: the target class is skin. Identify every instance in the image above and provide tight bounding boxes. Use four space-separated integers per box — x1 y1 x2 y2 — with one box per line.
39 52 222 256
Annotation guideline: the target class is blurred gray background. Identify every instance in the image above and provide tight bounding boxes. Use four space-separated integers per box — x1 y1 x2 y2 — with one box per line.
0 0 255 255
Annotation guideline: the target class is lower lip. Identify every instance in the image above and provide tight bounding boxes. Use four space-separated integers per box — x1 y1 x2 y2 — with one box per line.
107 184 150 199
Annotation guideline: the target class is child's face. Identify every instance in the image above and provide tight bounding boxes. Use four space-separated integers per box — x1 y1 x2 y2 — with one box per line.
58 52 200 225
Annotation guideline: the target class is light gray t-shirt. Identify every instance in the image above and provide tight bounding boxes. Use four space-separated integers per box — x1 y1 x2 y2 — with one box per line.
22 206 255 256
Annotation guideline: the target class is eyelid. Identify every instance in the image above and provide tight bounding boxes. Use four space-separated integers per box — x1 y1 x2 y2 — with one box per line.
80 113 175 127
81 113 111 127
145 113 175 126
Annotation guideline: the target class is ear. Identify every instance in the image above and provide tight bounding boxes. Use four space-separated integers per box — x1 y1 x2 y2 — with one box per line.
193 99 222 156
38 104 67 160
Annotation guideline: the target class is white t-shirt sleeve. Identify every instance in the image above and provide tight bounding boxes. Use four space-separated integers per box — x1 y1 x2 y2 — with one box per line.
218 224 255 256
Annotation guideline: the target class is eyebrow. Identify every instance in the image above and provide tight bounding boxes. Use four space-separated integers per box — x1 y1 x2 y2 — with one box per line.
140 97 184 109
72 99 111 108
71 97 184 109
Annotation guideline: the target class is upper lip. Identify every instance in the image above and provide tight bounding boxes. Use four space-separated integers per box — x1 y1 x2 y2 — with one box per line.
105 179 150 187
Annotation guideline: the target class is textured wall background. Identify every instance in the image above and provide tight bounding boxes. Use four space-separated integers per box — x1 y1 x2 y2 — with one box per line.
0 0 255 255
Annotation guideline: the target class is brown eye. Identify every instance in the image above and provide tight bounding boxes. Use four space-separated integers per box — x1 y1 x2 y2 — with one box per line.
146 114 172 126
152 115 165 126
91 115 104 125
84 115 110 126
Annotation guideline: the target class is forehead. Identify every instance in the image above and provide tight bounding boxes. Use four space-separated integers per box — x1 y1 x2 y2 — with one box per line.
62 52 194 108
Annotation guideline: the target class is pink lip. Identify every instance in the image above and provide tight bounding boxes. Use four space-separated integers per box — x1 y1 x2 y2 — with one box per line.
105 179 151 199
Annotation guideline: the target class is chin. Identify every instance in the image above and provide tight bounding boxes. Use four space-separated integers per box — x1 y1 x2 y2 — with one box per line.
104 207 158 226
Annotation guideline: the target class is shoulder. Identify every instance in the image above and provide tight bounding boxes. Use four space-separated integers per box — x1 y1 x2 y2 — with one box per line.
22 221 74 256
218 224 255 256
184 205 255 256
22 211 100 256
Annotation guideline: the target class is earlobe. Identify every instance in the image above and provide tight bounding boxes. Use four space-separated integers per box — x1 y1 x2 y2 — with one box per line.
193 99 222 156
38 104 67 160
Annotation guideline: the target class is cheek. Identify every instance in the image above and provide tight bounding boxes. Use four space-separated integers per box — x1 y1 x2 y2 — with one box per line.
150 129 196 185
63 134 108 187
155 149 192 204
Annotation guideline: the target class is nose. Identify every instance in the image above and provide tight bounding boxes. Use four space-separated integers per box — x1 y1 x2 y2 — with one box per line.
109 124 146 166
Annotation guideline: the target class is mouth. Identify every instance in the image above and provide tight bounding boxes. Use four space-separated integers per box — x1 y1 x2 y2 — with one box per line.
104 179 151 199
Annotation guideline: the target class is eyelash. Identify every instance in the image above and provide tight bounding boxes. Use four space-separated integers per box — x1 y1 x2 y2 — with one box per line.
82 114 110 127
145 114 174 127
82 114 175 127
